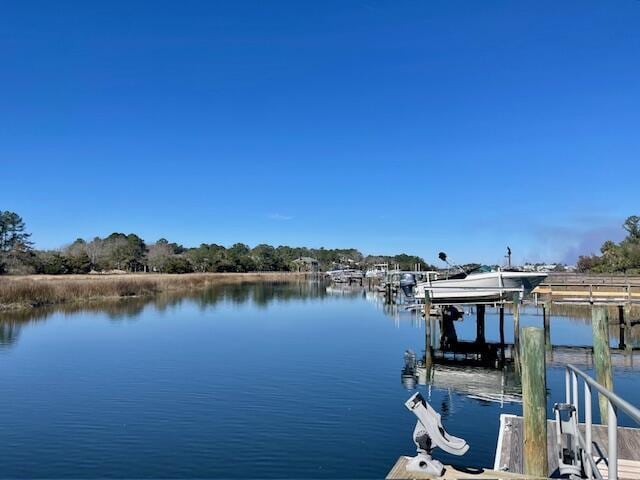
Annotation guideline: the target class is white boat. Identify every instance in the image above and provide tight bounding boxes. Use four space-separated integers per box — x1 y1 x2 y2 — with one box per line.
415 269 547 304
326 268 363 283
365 263 388 278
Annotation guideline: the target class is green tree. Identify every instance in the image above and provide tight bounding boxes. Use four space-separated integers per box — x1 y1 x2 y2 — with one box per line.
0 211 32 252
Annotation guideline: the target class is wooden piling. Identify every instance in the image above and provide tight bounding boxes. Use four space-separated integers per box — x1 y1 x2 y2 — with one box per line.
476 304 486 344
619 305 626 350
592 306 613 424
625 303 632 353
499 306 506 364
543 302 551 351
513 293 521 371
521 327 548 478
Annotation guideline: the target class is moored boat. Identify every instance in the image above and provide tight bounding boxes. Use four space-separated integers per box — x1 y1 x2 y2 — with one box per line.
415 269 547 304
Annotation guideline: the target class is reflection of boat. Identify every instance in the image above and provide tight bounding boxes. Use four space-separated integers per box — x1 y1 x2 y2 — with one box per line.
415 269 547 304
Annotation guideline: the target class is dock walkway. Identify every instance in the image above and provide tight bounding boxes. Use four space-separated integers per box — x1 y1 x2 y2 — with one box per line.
495 414 640 479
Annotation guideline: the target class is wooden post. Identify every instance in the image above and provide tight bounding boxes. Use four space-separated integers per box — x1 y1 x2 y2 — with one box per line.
513 293 521 371
592 306 613 424
619 305 626 350
499 305 506 364
625 303 632 353
476 304 486 344
543 302 551 351
424 290 433 368
521 327 548 477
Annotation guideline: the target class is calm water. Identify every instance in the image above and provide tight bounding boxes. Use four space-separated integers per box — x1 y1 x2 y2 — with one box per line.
1 281 639 478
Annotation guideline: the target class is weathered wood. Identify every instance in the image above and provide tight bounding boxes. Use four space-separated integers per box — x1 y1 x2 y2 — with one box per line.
625 303 633 353
521 327 547 477
386 456 546 480
542 303 551 351
476 304 486 344
593 306 614 424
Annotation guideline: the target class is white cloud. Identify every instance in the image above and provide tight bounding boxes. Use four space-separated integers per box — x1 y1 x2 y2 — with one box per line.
267 213 293 221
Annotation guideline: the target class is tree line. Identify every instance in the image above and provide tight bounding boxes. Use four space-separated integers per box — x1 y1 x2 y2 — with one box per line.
576 215 640 274
0 211 433 274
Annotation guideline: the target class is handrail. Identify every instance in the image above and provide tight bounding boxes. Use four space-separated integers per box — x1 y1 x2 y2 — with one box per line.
566 364 640 423
564 364 640 480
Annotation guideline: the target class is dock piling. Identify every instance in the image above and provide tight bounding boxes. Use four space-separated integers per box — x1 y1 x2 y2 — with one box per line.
476 304 486 344
592 306 614 424
521 327 548 477
513 294 521 371
543 302 551 351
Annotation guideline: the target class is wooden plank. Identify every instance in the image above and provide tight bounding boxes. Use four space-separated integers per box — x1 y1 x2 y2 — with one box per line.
386 457 546 480
596 458 640 480
497 415 640 477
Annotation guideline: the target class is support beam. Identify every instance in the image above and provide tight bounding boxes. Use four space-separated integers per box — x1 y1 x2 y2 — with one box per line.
521 327 548 478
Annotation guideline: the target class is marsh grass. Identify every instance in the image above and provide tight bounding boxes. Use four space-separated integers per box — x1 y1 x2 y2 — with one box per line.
0 273 304 311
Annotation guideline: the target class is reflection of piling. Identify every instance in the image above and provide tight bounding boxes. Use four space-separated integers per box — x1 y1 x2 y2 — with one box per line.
543 302 551 351
476 304 486 344
592 306 613 423
513 294 521 371
521 327 548 477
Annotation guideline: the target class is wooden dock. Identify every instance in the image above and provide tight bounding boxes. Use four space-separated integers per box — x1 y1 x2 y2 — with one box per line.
495 414 640 479
386 457 545 479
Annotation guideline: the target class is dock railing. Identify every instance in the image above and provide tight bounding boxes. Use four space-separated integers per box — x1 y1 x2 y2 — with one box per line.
565 364 640 480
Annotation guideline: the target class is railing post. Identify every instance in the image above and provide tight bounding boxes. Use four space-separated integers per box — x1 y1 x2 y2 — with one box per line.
585 381 593 478
608 402 618 480
522 327 548 477
572 370 579 421
565 368 571 404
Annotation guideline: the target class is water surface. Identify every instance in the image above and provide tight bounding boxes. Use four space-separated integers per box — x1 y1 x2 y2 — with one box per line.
1 281 639 478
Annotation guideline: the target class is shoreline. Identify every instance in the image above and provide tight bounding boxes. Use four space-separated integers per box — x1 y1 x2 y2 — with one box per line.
0 272 311 312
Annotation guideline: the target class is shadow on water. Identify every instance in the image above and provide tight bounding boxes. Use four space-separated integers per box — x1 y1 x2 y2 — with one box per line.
0 280 330 348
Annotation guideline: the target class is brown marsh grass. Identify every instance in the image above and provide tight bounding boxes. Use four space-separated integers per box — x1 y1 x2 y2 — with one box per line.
0 272 306 311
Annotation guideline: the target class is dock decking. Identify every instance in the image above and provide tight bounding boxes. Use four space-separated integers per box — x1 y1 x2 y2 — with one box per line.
495 414 640 479
386 457 545 479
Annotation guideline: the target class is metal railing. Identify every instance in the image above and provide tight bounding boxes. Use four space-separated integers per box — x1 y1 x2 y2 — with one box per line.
564 364 640 480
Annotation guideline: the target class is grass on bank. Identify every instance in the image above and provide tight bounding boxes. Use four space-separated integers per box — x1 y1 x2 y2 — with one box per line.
0 272 305 311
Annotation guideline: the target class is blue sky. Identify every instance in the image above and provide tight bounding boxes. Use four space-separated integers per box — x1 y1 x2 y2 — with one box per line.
1 1 638 265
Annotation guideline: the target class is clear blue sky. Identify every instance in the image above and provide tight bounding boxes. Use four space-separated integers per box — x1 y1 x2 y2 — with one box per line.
2 1 638 265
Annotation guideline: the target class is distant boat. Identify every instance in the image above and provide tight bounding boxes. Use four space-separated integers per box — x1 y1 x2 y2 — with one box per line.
365 263 388 279
415 269 547 304
326 268 363 283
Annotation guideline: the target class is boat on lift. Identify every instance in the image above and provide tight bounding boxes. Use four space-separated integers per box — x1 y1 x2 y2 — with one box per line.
414 251 547 304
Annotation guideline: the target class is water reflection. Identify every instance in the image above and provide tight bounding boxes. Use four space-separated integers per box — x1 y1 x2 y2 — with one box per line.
0 280 330 348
